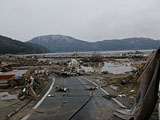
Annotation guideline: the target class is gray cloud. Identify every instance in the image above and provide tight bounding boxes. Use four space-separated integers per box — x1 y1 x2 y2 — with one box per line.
0 0 160 42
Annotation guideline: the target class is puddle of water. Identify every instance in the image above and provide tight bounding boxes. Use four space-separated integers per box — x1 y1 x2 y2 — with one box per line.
79 62 136 74
80 66 94 73
101 62 136 74
0 92 17 100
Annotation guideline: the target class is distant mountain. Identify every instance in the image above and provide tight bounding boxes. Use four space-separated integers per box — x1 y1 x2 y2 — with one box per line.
0 35 49 54
28 35 160 52
94 38 160 51
28 35 91 52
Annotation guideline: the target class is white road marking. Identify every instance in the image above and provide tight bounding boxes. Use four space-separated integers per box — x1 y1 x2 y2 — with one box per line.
21 78 55 120
81 77 127 108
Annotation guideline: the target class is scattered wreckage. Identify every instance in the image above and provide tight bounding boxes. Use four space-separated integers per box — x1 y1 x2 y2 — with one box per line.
0 63 50 100
0 50 159 119
113 49 160 120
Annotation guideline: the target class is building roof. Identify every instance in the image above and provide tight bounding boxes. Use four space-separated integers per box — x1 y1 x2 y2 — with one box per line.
0 70 28 79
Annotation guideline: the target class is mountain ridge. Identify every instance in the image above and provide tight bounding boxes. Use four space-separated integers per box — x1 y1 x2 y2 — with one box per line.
0 35 49 54
28 35 160 52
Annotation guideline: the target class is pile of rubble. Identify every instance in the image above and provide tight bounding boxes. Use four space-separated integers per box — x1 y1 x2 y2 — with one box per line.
0 61 50 100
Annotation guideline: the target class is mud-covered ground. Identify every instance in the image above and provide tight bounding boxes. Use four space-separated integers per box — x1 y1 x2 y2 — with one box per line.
50 56 147 108
0 51 158 119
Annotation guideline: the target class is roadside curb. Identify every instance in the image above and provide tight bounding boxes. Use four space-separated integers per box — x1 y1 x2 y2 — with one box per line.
6 77 54 119
21 78 55 120
7 99 31 118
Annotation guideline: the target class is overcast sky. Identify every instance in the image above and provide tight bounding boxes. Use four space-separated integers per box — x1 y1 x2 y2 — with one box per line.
0 0 160 42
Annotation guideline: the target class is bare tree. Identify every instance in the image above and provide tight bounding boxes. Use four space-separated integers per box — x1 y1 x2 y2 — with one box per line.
90 53 103 62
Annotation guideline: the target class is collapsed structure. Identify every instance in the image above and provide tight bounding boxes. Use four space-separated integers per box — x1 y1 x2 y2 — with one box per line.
131 49 160 119
0 63 49 99
114 49 160 120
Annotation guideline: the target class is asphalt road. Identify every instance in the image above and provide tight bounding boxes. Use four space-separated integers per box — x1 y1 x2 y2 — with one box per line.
26 77 123 120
